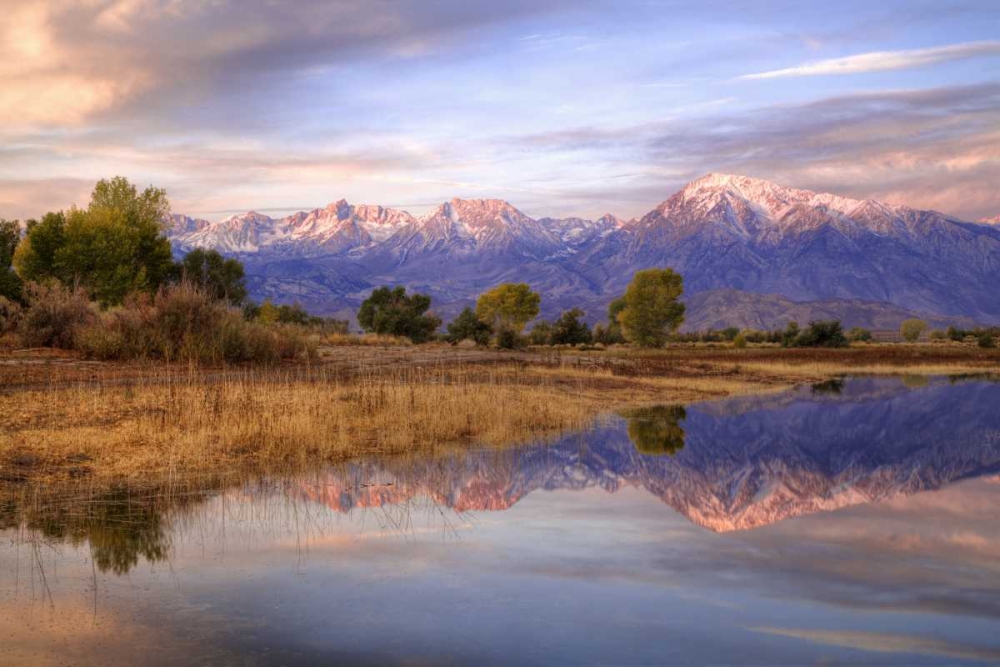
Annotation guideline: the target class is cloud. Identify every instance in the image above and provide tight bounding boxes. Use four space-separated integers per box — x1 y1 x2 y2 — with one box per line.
751 627 1000 662
511 83 1000 220
740 40 1000 79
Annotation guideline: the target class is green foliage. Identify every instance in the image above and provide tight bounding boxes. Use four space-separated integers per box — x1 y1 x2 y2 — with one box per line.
625 405 687 456
550 308 592 346
732 332 747 348
790 320 849 348
978 332 996 349
180 248 247 305
847 326 872 342
357 286 441 343
475 283 541 335
594 298 627 345
13 178 176 306
900 318 928 343
447 307 493 345
781 321 801 347
527 320 553 346
0 219 22 301
495 328 524 350
617 268 685 348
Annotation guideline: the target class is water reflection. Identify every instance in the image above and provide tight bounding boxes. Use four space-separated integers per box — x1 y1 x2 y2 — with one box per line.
2 376 1000 666
624 405 686 456
3 375 999 574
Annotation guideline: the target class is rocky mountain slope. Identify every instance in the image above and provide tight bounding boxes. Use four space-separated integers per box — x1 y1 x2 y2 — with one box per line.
168 174 1000 326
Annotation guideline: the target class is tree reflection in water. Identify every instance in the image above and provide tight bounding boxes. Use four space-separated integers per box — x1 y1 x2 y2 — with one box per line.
624 405 687 456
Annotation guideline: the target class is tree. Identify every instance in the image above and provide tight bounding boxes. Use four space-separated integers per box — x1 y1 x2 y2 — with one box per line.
181 248 247 305
0 219 23 301
527 320 553 345
616 269 685 348
447 307 492 345
793 320 848 348
625 405 687 456
900 318 928 343
780 321 801 347
550 308 592 346
13 212 65 284
475 283 540 335
357 286 441 343
847 327 872 342
14 178 177 306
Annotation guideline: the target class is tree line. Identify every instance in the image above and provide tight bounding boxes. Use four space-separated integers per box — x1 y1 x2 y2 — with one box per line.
3 176 996 356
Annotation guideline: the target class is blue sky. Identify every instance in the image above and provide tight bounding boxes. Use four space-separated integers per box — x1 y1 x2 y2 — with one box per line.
1 0 998 221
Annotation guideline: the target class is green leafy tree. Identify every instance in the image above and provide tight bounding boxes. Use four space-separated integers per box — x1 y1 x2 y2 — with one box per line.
625 405 687 456
550 308 592 346
181 248 247 305
475 283 540 335
14 178 176 306
847 327 872 342
447 307 493 345
900 318 928 343
528 320 553 346
357 286 441 343
792 320 848 348
780 321 801 347
0 219 23 301
616 269 685 348
13 212 65 283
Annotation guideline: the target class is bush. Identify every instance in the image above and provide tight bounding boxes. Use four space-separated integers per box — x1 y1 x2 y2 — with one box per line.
900 318 928 343
358 286 441 343
447 307 493 345
19 282 95 348
790 320 848 348
732 332 747 348
847 327 872 342
978 332 996 349
76 282 315 363
0 295 22 336
495 329 525 350
527 320 553 346
550 308 592 346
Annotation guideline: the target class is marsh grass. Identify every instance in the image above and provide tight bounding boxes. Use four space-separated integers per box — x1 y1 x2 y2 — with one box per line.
0 364 607 482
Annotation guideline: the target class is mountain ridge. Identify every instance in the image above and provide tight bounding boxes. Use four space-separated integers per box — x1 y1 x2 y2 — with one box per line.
167 174 1000 327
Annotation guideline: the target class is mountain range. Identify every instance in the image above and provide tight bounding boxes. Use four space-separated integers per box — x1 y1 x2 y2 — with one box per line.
293 377 1000 532
168 174 1000 328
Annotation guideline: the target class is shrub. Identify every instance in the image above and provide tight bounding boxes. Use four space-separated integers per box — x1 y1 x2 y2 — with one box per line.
900 318 928 343
495 329 524 350
358 286 441 343
847 327 872 342
791 320 848 348
76 283 315 363
527 320 553 346
978 332 996 349
732 332 747 348
447 307 493 346
19 281 95 348
550 308 592 346
0 295 22 336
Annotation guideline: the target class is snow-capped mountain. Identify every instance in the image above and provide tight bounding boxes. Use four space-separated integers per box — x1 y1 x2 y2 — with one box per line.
292 377 1000 532
981 214 1000 225
167 174 1000 325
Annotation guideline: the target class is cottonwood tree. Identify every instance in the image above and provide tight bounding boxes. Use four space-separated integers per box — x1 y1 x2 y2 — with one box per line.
475 283 540 335
0 219 22 301
181 248 248 306
900 318 928 343
616 269 685 348
358 286 441 343
446 307 492 345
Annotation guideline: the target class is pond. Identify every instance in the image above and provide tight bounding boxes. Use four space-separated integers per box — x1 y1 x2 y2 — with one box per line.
3 375 1000 665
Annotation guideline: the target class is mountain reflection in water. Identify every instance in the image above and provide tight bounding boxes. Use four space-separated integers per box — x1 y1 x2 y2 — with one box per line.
2 376 1000 666
4 375 999 576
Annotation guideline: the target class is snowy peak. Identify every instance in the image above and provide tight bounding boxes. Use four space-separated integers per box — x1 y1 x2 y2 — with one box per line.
980 214 1000 225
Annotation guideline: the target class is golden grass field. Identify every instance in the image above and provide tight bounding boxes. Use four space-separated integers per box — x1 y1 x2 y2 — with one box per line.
2 341 998 486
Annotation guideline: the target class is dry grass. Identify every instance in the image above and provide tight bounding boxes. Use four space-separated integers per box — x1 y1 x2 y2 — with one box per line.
3 342 998 486
321 332 413 346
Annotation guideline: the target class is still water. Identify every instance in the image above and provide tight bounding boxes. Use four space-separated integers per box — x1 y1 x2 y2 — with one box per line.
3 376 1000 665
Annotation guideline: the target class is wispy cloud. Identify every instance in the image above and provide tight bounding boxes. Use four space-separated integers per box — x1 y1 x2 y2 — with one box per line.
741 40 1000 80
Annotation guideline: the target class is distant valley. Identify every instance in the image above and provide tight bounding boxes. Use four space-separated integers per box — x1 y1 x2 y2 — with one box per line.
168 174 1000 329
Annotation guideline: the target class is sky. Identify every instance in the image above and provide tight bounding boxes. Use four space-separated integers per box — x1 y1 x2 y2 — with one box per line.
1 0 998 222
